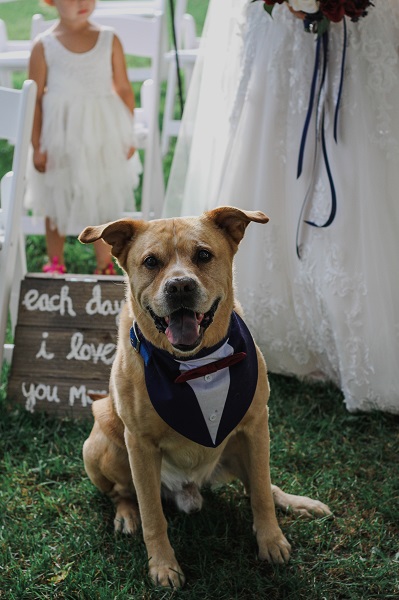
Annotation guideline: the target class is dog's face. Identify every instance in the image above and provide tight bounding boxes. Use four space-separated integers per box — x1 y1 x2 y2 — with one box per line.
79 207 268 356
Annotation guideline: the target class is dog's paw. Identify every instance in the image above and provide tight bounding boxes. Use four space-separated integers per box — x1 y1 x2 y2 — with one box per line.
114 499 140 534
149 561 185 588
257 528 291 564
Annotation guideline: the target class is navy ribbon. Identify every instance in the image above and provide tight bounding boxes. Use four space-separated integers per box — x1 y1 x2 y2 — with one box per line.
334 18 347 142
296 19 347 258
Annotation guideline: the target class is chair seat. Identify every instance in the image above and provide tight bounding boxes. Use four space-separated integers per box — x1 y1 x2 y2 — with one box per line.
164 48 198 64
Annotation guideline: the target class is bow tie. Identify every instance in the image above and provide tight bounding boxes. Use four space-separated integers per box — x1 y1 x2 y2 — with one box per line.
174 352 247 383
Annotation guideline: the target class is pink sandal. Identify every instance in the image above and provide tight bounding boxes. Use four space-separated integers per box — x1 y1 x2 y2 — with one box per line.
94 261 116 276
42 256 66 275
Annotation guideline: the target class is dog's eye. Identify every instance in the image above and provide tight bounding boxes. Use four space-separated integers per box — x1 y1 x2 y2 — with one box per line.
197 249 212 263
143 256 158 269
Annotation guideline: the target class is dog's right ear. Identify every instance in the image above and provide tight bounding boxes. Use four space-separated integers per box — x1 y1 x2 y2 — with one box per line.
79 219 141 269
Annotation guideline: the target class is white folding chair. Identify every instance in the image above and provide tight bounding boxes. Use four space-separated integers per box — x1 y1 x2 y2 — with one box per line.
0 80 37 366
23 11 165 236
161 11 200 155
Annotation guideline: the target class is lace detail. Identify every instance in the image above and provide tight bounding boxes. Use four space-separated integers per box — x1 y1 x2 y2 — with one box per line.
351 3 399 159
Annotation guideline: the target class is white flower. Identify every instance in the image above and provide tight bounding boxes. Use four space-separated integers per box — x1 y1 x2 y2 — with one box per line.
289 0 320 13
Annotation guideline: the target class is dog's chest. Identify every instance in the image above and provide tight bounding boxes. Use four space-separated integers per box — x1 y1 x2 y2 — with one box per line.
160 442 224 490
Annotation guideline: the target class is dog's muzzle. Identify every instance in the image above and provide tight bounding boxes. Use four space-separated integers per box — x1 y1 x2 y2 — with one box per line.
147 298 220 352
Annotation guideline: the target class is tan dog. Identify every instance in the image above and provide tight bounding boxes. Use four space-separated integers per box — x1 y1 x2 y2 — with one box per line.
79 207 330 588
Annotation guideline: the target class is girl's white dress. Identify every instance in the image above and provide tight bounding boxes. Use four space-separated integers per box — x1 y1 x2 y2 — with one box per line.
25 26 142 234
164 0 399 414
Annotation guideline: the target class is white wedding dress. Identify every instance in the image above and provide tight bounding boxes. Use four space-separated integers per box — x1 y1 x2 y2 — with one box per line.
164 0 399 414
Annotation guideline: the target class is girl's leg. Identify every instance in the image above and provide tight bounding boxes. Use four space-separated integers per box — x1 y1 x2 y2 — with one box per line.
45 217 66 268
94 239 115 274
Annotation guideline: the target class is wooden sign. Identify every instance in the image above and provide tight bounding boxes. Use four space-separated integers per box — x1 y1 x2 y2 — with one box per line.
7 274 126 418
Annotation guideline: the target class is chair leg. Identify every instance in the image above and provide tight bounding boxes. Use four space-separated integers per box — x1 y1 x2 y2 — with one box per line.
9 233 27 336
161 62 178 157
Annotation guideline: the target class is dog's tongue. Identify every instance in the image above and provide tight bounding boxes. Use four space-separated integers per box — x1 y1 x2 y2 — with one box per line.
165 309 200 347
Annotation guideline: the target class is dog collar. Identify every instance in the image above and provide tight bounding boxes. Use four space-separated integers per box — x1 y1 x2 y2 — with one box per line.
129 312 258 448
130 320 246 382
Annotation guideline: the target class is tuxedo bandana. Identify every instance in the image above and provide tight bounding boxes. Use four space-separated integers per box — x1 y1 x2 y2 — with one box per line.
130 312 258 447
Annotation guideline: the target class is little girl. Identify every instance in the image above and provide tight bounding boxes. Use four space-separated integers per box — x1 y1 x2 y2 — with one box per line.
25 0 142 275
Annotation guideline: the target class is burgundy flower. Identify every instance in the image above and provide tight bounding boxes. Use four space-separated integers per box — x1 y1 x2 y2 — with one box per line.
319 0 346 22
320 0 372 22
342 0 371 20
263 0 285 6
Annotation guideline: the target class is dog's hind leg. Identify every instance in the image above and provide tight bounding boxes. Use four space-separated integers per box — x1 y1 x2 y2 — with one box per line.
110 489 141 535
271 485 332 519
83 425 141 534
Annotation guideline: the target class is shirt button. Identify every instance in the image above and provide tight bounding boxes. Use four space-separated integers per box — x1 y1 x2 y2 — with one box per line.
209 413 217 422
204 374 213 382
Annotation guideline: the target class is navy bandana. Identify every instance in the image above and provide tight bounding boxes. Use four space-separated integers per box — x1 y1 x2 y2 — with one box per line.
130 312 258 448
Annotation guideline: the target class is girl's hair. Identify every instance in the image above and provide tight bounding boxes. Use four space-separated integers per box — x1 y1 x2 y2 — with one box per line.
42 0 54 5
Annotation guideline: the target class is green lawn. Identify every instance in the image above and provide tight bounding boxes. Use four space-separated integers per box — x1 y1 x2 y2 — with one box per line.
1 1 399 598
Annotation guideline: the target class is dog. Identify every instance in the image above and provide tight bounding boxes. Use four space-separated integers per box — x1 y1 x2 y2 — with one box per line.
79 207 331 588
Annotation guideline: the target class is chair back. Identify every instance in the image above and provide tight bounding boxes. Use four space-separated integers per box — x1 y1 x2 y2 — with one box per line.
0 80 37 365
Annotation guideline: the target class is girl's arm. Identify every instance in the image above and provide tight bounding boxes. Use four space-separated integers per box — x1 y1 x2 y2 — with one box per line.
112 34 135 114
28 39 48 172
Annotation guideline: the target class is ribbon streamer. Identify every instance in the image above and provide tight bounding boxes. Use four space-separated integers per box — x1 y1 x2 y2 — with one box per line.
296 20 347 258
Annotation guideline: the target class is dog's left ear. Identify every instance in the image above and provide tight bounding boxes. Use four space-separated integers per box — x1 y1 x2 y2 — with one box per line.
79 218 142 268
205 206 269 246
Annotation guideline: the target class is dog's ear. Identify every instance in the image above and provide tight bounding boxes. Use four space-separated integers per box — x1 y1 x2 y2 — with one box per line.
205 206 269 246
79 219 142 268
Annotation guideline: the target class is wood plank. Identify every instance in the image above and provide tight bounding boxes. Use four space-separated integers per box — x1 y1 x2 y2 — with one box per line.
11 326 117 379
7 376 109 418
16 274 126 329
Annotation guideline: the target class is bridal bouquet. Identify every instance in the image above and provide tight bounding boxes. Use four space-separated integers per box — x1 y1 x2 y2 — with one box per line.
262 0 373 34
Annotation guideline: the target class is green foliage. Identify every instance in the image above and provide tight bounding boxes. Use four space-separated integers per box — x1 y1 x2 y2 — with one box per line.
262 3 275 17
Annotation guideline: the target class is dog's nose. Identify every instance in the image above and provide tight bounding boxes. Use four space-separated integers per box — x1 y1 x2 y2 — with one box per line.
165 277 196 296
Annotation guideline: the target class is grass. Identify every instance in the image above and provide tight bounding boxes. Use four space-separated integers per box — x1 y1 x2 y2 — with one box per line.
1 366 398 599
1 1 399 598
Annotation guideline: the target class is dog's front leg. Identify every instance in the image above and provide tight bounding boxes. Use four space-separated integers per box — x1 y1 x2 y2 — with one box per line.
243 412 291 564
124 429 185 588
